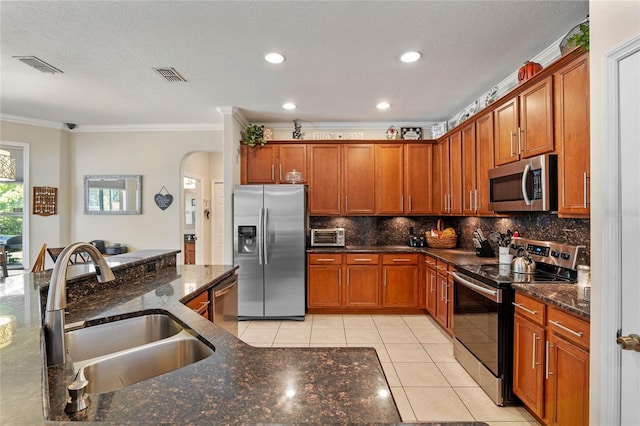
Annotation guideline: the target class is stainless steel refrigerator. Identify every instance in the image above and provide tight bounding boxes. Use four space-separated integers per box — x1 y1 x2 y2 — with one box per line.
233 185 307 320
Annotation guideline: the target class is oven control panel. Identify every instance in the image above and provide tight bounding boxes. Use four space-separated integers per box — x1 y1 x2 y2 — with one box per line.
509 237 586 270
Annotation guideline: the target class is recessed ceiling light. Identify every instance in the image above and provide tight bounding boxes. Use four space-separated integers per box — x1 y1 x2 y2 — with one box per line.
400 51 421 63
376 102 390 110
265 53 285 64
283 102 296 110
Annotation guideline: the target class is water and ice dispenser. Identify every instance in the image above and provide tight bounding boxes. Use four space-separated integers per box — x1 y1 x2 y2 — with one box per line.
238 226 257 254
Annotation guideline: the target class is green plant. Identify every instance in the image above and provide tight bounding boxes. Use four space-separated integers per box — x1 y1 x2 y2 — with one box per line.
567 22 589 51
241 124 266 147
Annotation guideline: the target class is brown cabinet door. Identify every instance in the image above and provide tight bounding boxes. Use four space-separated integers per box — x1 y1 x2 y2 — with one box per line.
435 270 449 328
461 122 477 215
438 139 450 214
494 98 520 166
449 133 463 215
546 333 590 426
519 76 554 158
382 265 418 307
375 144 404 214
245 145 277 183
278 144 307 183
308 144 341 215
475 112 495 215
425 265 437 317
345 265 379 307
185 291 210 320
308 265 342 307
555 54 590 217
343 144 375 214
405 144 433 214
513 314 546 418
184 241 195 265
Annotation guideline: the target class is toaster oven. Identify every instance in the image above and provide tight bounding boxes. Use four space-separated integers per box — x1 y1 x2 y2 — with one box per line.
310 228 345 247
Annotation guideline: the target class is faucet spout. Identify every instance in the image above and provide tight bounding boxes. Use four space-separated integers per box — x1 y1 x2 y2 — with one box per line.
44 243 115 366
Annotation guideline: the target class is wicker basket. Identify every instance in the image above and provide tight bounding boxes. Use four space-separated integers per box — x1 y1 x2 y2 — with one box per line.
426 219 457 249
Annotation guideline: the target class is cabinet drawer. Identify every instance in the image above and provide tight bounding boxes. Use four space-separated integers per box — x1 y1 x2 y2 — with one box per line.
382 253 418 265
424 255 437 268
346 254 379 264
513 293 546 326
308 253 343 265
547 306 590 350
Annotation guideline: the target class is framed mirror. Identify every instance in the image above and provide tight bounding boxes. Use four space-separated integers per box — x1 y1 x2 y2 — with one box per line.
84 175 142 215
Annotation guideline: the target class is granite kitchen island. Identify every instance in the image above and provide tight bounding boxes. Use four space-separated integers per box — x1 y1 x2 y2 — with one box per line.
0 250 401 424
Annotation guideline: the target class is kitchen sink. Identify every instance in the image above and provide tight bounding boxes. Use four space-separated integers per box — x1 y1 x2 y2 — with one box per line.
65 314 184 362
80 335 214 394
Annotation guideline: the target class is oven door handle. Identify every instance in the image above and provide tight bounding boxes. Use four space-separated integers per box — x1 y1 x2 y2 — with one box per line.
451 272 502 303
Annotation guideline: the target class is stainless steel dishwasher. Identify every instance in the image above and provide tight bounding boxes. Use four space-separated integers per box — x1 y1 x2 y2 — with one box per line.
210 274 238 337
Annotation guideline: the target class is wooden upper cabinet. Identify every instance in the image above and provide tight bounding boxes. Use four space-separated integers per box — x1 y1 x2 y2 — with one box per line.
308 144 341 215
494 98 520 166
461 121 477 215
343 144 375 214
441 132 463 215
475 112 495 215
494 76 554 166
519 76 554 158
405 144 433 214
244 145 277 183
555 53 590 218
278 144 307 183
375 144 404 214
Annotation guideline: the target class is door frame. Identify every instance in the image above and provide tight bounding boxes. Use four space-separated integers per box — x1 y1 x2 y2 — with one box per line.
598 35 640 425
183 173 204 265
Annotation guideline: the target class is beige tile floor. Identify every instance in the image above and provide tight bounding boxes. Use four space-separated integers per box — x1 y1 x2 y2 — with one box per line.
238 313 540 425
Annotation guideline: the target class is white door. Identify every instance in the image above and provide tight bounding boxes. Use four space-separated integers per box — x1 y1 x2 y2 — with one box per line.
618 45 640 425
212 181 225 264
601 36 640 425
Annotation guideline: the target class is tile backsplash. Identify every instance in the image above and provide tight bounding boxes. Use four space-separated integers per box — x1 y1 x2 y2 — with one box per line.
310 214 590 261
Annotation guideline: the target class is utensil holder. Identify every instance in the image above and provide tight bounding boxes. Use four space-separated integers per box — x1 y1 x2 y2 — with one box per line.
499 247 513 264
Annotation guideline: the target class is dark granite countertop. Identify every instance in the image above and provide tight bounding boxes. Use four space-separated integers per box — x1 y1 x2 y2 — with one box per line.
0 250 402 425
307 245 589 319
512 283 590 319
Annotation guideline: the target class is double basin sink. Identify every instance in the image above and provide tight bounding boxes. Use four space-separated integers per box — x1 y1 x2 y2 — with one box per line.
65 313 214 394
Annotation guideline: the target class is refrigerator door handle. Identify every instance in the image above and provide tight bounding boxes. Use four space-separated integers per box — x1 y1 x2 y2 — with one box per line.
263 207 269 264
258 207 265 265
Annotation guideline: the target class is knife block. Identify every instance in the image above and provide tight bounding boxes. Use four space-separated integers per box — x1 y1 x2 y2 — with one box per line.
476 240 495 257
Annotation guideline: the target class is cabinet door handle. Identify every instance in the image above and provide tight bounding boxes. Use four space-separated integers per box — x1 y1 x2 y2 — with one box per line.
583 172 589 208
532 332 540 369
408 195 412 212
430 275 436 292
510 131 516 157
545 340 551 379
354 258 372 262
271 164 275 181
469 191 473 211
279 164 282 182
441 280 446 301
401 195 404 211
548 320 583 338
338 270 342 286
517 127 523 154
512 302 538 315
194 300 210 315
345 196 348 212
383 270 387 286
316 258 336 262
346 269 350 286
393 258 410 263
474 189 479 211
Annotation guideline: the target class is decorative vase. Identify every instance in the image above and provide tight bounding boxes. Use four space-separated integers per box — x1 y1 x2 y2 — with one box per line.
517 61 543 85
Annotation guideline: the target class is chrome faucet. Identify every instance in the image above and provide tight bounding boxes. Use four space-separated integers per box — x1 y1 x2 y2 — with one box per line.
44 243 115 366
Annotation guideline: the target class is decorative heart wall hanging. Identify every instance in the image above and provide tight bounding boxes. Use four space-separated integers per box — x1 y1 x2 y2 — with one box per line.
154 186 173 210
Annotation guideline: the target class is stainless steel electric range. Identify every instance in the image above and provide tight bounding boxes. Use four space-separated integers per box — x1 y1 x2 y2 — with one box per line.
451 237 586 406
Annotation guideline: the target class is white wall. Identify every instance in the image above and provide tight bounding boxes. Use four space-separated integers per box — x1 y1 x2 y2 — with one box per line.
589 0 640 422
0 120 70 268
70 130 223 253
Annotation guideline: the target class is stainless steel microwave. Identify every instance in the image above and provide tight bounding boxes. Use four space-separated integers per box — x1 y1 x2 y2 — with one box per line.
488 154 557 212
310 228 345 247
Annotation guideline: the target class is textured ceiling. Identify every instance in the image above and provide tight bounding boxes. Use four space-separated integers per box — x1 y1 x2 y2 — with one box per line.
0 1 588 127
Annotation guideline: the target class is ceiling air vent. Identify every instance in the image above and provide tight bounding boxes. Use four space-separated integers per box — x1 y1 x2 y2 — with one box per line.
14 56 63 74
153 67 187 82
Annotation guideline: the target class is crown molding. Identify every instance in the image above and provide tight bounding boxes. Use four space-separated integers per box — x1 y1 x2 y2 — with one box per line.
73 123 223 133
0 114 64 130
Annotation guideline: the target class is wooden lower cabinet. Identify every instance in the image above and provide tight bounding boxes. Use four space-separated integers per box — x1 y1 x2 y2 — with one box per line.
345 254 380 307
184 241 195 265
185 290 210 320
424 256 438 316
434 261 452 332
307 254 343 308
382 254 419 308
513 292 590 425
